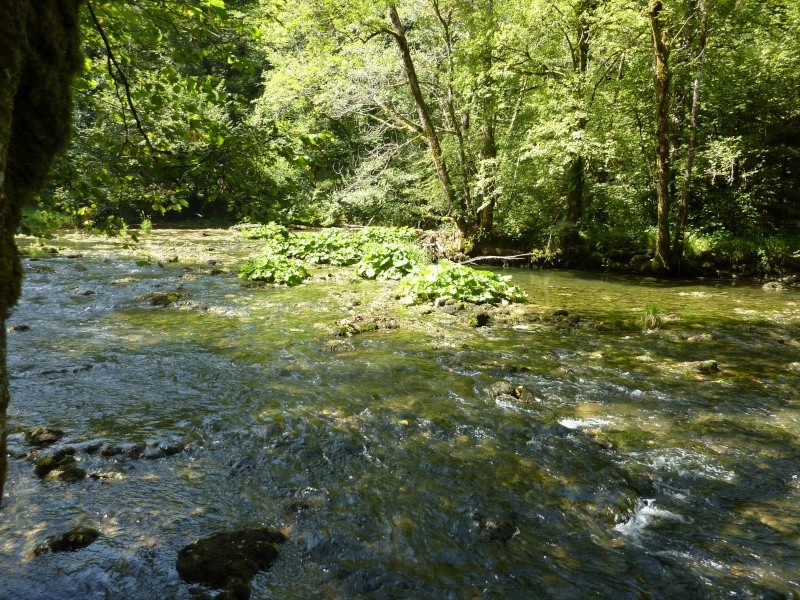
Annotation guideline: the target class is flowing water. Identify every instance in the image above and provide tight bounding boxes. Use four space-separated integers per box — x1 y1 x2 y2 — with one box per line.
1 230 799 599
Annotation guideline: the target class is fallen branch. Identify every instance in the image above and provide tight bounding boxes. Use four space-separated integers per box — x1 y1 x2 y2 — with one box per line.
457 253 534 265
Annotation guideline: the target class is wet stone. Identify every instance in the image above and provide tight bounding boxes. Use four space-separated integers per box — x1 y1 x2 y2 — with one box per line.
34 526 100 556
136 288 187 307
39 364 93 376
483 381 536 403
468 312 491 328
7 324 31 332
325 339 355 353
57 465 87 482
34 447 79 479
25 426 65 447
693 360 720 374
176 528 286 591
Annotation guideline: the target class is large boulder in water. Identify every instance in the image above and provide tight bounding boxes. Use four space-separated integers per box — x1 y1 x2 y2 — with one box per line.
176 528 286 592
34 526 100 555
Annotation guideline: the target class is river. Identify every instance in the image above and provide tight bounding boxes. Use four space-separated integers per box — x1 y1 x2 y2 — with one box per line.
1 229 798 599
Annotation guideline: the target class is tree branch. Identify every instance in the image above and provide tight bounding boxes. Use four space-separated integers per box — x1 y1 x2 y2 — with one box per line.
86 1 171 156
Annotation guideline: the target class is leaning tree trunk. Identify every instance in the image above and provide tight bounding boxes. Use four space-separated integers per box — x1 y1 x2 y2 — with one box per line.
648 0 673 272
0 0 83 505
386 3 468 236
673 0 708 265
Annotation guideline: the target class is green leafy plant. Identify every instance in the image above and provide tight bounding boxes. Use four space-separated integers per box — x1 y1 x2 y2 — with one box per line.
284 229 361 265
356 242 426 280
280 227 420 267
642 304 665 330
241 222 290 241
239 253 309 286
139 215 153 234
397 260 527 305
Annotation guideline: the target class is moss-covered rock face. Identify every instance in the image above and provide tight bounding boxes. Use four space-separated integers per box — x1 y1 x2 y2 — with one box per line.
176 528 287 591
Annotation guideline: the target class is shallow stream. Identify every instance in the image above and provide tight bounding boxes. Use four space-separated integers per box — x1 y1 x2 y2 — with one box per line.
2 230 799 599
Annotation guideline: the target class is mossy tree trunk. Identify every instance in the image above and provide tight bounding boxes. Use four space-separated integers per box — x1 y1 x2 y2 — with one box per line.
0 0 83 505
648 0 673 272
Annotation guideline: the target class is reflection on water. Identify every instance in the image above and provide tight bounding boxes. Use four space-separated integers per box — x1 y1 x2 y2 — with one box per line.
2 231 799 599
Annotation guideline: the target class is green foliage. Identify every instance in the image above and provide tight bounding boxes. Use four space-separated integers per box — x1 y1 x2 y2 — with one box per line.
32 0 800 276
278 227 419 266
241 222 290 241
355 242 427 280
238 253 309 286
238 226 421 285
397 260 527 306
18 207 75 239
283 229 362 266
139 215 153 234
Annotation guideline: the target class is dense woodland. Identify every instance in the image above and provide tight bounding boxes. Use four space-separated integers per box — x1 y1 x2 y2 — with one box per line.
24 0 800 276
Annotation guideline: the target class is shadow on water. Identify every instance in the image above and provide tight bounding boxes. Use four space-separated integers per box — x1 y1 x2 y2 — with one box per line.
1 233 798 598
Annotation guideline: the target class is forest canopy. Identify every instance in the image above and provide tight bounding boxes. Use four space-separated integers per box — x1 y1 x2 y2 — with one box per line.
28 0 800 275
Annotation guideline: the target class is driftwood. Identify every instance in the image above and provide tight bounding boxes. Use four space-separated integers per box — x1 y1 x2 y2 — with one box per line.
458 253 534 265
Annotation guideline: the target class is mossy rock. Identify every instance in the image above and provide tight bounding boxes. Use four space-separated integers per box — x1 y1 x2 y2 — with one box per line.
468 312 491 328
56 465 87 482
693 360 720 374
136 288 188 307
325 339 355 353
34 447 77 478
25 426 64 447
34 526 100 555
335 313 399 337
176 528 287 590
483 381 536 403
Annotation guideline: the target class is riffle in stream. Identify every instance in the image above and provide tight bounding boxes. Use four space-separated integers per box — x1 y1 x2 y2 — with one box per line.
2 230 799 599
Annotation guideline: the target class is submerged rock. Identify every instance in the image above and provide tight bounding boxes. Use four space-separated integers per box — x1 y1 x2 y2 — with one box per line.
471 512 519 543
335 313 399 337
7 324 31 332
325 339 355 353
39 364 93 376
34 526 100 556
136 288 188 307
176 528 286 593
483 381 537 403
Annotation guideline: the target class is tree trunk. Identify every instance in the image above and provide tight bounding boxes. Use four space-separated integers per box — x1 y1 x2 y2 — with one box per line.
673 0 708 265
0 0 83 505
648 0 673 271
476 0 498 243
477 115 497 236
565 1 592 229
386 4 466 235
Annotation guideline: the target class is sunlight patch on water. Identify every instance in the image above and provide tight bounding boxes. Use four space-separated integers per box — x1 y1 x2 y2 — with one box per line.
558 417 612 430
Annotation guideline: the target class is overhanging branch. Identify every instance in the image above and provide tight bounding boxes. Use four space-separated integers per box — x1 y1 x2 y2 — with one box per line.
86 1 171 156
